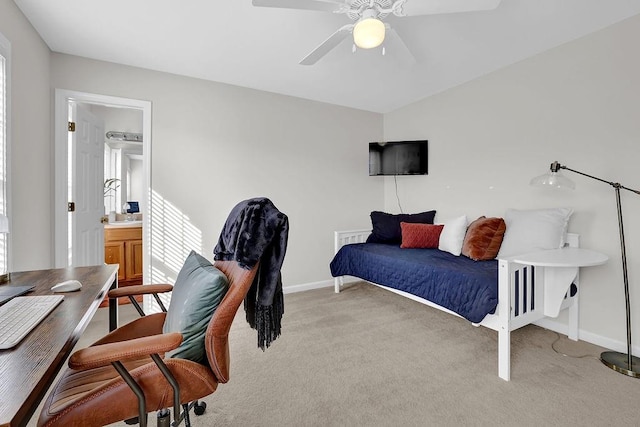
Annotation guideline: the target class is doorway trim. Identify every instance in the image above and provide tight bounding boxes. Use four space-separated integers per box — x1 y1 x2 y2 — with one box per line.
53 89 152 286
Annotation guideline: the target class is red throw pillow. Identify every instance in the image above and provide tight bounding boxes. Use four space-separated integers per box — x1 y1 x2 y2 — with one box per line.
461 216 506 261
400 223 444 249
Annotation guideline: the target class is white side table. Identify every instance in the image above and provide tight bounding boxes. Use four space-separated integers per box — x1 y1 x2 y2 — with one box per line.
511 248 608 318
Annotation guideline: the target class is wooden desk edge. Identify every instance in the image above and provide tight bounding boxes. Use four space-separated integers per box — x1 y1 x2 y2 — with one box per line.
0 265 118 427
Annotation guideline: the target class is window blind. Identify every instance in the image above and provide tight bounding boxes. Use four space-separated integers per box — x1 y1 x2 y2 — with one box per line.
0 45 8 271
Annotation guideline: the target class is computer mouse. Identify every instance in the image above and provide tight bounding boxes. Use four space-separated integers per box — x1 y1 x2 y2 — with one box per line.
51 280 82 292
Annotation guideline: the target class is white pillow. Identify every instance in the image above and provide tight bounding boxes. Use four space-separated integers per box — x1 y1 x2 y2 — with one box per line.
438 215 468 256
497 207 573 258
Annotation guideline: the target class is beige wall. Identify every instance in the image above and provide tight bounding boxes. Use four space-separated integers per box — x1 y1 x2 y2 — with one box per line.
51 54 383 286
383 14 640 352
0 1 51 271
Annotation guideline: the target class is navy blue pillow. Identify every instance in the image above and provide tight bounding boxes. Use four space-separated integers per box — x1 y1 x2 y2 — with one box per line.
366 210 437 244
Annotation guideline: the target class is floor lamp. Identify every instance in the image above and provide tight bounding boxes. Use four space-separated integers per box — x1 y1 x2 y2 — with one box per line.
530 161 640 378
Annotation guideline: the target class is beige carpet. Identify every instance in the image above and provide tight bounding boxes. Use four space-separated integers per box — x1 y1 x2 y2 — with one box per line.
35 282 640 426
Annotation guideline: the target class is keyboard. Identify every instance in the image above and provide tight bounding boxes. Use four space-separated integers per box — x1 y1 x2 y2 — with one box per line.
0 295 65 349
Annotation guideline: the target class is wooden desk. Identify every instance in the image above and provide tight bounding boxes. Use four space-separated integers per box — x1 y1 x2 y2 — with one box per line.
0 265 118 427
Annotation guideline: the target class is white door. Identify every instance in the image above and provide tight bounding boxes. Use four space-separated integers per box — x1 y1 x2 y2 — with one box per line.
69 103 105 267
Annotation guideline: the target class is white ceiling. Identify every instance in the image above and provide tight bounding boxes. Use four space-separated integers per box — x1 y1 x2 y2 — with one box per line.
13 0 640 113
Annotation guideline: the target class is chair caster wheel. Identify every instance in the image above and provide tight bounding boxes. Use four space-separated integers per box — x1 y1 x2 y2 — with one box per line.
194 401 207 416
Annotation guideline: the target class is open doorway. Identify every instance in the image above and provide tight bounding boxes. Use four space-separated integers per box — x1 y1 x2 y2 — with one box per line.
53 90 151 288
94 104 144 222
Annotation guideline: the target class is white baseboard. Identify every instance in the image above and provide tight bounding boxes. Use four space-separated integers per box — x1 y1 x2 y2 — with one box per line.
283 277 362 294
534 318 638 355
283 279 333 294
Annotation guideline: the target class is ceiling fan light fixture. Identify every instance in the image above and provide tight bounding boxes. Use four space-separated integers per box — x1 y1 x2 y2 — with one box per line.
353 17 385 49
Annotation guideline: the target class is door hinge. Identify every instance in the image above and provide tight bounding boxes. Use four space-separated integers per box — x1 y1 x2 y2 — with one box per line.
68 121 76 132
68 202 75 212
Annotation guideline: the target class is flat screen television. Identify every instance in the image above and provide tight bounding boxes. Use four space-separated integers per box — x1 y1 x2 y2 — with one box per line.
369 140 428 176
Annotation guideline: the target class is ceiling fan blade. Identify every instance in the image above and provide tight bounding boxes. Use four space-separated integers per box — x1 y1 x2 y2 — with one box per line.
252 0 346 13
394 0 502 16
299 24 354 65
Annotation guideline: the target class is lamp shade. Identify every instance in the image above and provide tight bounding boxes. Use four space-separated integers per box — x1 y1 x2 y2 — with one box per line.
353 17 385 49
530 170 576 190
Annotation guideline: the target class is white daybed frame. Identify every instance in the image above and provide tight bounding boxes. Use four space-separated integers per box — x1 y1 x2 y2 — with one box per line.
333 229 581 381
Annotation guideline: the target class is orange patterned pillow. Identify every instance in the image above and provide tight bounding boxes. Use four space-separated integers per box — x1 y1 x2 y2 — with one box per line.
400 222 444 249
461 216 506 261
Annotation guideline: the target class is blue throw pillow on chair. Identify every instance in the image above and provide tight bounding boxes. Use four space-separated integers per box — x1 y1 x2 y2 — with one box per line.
163 251 229 364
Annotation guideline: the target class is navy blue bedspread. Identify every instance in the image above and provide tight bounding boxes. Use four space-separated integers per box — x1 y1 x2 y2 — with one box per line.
330 243 498 323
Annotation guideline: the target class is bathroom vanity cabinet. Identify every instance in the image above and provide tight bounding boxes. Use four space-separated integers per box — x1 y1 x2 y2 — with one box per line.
103 224 143 305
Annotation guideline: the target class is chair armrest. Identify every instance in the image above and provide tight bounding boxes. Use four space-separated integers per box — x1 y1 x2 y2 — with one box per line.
108 284 173 299
69 332 183 370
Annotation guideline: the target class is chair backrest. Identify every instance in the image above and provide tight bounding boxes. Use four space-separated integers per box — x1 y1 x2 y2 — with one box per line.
205 260 259 383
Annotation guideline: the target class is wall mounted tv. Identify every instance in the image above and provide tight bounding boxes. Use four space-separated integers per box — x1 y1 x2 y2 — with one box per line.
368 140 428 176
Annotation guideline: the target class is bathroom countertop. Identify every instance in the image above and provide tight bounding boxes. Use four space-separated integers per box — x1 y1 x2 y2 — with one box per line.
104 220 142 229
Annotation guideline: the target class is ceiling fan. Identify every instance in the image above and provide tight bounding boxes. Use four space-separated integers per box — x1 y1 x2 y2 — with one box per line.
252 0 503 65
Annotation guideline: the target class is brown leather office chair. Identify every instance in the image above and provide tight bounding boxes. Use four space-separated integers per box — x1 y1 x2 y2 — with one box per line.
38 260 258 427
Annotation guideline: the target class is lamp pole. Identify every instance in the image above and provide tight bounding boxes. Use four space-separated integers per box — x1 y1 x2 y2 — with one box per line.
553 162 640 377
